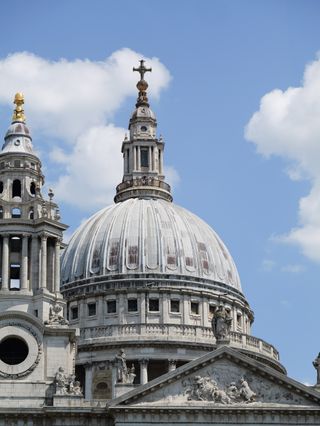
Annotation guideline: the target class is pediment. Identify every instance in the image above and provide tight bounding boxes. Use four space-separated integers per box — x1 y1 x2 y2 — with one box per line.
109 346 320 408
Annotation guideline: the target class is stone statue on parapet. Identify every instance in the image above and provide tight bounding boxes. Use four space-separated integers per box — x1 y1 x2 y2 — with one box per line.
54 367 83 396
313 353 320 386
114 349 136 385
46 303 69 326
211 304 232 343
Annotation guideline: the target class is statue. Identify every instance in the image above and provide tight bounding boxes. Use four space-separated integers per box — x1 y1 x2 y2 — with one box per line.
211 304 232 342
114 350 136 384
185 375 257 404
46 303 69 326
239 377 256 402
127 364 136 385
313 353 320 386
54 367 68 395
115 349 128 383
54 367 83 396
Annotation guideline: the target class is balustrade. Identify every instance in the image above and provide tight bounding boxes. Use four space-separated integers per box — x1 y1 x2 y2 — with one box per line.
79 323 279 361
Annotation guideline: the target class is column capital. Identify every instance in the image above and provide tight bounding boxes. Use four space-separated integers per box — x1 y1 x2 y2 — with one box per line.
139 358 149 366
55 237 63 245
22 232 31 239
40 232 49 240
1 233 10 239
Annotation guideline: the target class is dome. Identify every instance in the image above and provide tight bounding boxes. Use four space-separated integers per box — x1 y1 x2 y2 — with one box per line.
61 198 242 292
2 122 35 156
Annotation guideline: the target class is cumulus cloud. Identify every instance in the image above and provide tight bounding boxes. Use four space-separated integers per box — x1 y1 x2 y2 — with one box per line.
245 55 320 262
0 49 175 210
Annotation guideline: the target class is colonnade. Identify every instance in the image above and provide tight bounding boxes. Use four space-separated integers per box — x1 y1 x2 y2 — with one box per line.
0 233 61 293
124 145 163 175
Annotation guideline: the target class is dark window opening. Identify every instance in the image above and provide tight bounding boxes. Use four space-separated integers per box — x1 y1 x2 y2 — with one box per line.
140 148 149 167
71 306 78 320
191 302 199 315
29 208 34 219
107 300 117 313
149 298 159 312
88 303 96 317
128 299 138 312
0 181 3 194
12 207 21 218
11 237 21 252
0 162 4 169
141 125 147 132
12 179 21 198
170 300 180 313
0 206 3 219
10 264 20 290
34 310 38 318
30 182 36 195
14 160 20 168
0 337 28 365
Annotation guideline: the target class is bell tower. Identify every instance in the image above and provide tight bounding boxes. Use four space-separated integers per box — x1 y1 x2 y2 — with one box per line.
114 60 172 203
0 94 79 408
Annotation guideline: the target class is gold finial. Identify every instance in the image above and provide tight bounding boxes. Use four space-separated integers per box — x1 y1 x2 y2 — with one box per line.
12 92 26 123
133 60 152 107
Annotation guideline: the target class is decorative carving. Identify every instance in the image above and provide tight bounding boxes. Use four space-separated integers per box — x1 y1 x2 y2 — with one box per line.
54 367 83 396
114 349 136 384
211 304 232 342
185 375 256 404
45 303 69 326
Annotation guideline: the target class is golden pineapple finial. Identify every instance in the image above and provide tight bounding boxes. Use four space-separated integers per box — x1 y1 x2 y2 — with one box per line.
12 92 26 123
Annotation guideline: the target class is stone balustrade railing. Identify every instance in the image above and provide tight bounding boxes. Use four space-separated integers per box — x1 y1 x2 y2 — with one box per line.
79 323 279 361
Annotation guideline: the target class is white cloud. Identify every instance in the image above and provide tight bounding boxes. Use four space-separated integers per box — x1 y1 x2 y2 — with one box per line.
0 49 176 211
245 56 320 262
281 264 305 274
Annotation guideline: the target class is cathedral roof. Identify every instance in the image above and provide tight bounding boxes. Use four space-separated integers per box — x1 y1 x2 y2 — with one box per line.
61 197 242 292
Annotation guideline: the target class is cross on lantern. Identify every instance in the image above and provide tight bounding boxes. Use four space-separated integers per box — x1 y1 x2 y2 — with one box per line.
133 60 152 81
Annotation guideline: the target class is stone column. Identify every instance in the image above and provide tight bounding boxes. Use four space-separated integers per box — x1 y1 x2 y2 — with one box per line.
232 307 237 332
30 235 39 290
137 146 141 170
84 364 93 400
54 238 61 294
21 234 29 290
133 146 137 171
139 359 148 385
168 359 177 372
40 234 47 289
159 149 163 174
148 147 152 171
1 235 9 291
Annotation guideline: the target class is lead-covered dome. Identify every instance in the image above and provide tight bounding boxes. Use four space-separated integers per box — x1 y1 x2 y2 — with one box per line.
61 198 242 292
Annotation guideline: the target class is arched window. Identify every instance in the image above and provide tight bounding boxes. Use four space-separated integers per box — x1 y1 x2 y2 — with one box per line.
30 182 36 196
12 207 21 218
12 180 21 198
29 208 34 220
0 206 3 219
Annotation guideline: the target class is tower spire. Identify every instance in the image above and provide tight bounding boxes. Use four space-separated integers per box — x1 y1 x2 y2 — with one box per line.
114 60 172 203
12 92 26 123
133 59 152 107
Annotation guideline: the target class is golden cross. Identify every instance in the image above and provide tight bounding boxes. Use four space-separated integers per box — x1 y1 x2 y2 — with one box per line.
133 60 152 81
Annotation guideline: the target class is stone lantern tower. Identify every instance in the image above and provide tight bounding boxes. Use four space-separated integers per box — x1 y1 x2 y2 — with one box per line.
0 94 78 408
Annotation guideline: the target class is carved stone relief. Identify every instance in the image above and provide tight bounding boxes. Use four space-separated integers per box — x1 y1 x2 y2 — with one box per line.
134 359 316 406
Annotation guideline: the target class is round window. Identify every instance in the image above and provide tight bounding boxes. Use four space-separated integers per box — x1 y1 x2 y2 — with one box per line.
141 126 147 132
0 336 29 365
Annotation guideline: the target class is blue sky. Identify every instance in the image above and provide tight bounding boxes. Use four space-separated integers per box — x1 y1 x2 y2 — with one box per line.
0 0 320 384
